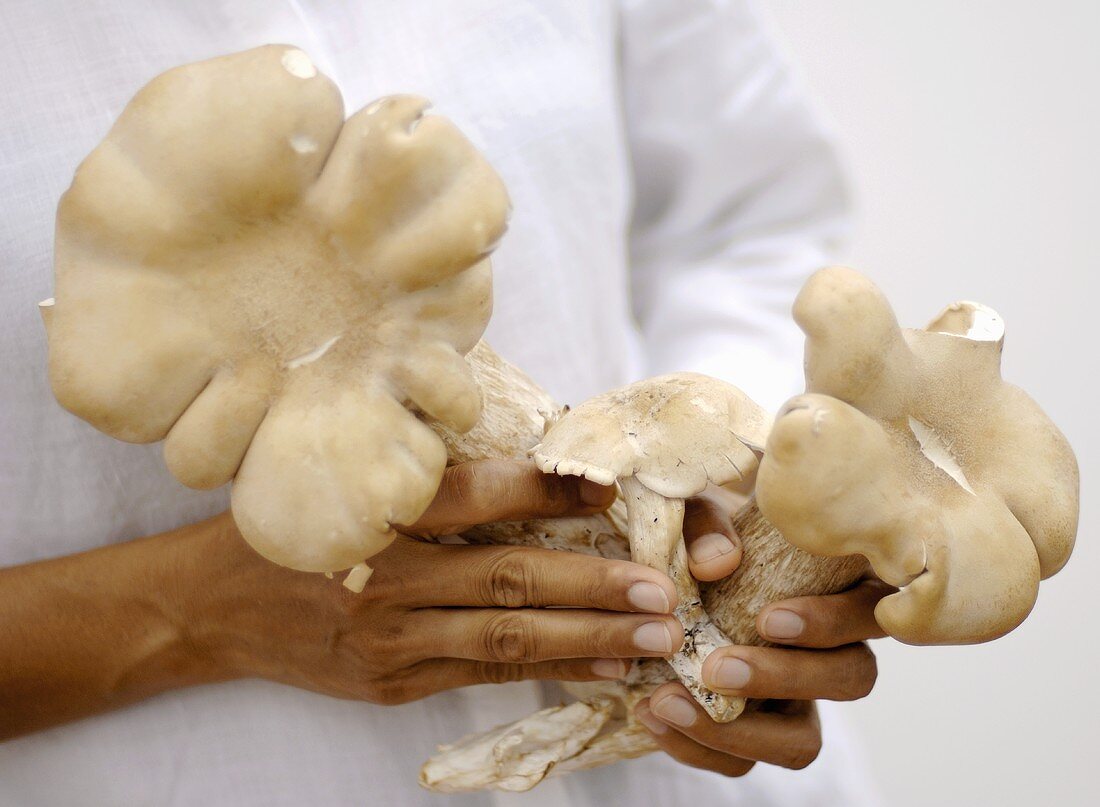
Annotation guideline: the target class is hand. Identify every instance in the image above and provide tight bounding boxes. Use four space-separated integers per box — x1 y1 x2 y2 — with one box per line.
682 485 746 582
192 459 685 705
0 459 687 739
633 578 891 776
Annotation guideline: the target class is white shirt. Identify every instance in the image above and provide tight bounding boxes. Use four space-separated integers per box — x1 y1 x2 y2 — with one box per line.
0 1 873 804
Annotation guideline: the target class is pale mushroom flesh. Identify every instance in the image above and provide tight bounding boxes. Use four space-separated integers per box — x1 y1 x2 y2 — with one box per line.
39 44 1079 790
757 267 1079 644
42 46 510 578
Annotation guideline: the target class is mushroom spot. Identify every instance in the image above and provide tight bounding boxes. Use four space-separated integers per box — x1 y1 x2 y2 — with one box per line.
286 335 341 370
908 417 975 495
289 133 319 154
281 48 317 79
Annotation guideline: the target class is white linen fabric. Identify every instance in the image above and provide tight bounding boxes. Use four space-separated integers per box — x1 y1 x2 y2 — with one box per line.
0 0 874 804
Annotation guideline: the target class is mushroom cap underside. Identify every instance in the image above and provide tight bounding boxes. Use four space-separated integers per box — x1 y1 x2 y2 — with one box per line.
533 373 772 499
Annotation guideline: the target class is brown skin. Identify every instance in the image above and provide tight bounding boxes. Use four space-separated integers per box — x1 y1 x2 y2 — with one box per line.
637 578 891 775
0 459 882 781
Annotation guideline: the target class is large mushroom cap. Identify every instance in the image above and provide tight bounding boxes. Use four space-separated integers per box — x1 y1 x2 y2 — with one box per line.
533 373 771 498
43 45 510 573
758 267 1079 644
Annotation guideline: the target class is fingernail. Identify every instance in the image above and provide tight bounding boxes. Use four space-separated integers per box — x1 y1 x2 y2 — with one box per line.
688 532 737 564
628 581 671 614
711 656 752 690
634 621 675 653
636 702 668 735
579 478 614 508
591 659 627 679
652 695 698 728
763 609 805 640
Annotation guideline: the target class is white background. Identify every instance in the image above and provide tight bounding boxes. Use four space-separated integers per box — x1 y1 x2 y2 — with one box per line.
762 3 1099 806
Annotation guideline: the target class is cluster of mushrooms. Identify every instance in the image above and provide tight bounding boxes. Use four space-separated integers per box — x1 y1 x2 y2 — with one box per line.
41 47 1078 792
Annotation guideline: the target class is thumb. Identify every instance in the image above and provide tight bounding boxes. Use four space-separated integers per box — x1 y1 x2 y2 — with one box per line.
683 486 743 582
404 459 615 536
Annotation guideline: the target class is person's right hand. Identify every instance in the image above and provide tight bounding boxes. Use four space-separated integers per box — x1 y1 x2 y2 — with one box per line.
188 459 685 705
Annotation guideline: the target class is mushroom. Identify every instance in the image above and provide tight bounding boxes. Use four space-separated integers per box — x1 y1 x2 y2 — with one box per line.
419 269 1078 791
41 46 1079 791
532 374 772 721
420 698 619 793
42 46 510 587
756 267 1079 643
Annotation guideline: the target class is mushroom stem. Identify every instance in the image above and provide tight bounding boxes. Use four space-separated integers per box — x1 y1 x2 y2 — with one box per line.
38 298 55 329
342 562 374 592
619 477 741 722
419 698 618 793
618 477 682 570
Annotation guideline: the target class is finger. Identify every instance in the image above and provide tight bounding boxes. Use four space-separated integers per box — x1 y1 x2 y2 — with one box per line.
757 577 895 647
645 684 823 770
405 459 615 536
701 643 878 701
683 488 742 582
635 699 756 777
408 607 684 664
405 542 678 613
377 657 630 703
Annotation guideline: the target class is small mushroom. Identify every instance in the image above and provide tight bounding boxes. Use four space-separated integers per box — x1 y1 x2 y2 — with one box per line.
533 374 772 721
757 267 1079 644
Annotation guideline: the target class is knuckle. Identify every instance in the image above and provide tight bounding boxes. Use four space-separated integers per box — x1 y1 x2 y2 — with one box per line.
421 465 473 529
534 472 574 514
445 462 478 501
367 624 415 668
584 616 623 657
792 719 825 769
702 499 731 530
475 661 526 685
332 584 368 617
482 613 539 662
336 566 400 612
464 479 499 519
785 733 823 770
361 678 411 706
721 759 756 778
481 551 537 608
841 643 878 700
358 636 395 666
778 734 822 769
354 577 392 606
583 563 617 608
687 491 735 532
446 462 496 518
322 625 347 658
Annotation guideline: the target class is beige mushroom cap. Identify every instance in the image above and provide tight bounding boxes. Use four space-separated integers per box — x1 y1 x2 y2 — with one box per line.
758 267 1079 644
533 373 771 498
43 46 510 572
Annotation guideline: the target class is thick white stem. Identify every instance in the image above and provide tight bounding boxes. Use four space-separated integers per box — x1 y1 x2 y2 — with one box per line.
342 562 373 592
419 698 617 793
618 477 682 572
619 477 740 722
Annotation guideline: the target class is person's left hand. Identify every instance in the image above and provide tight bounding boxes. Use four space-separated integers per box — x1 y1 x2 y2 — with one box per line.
641 486 892 776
